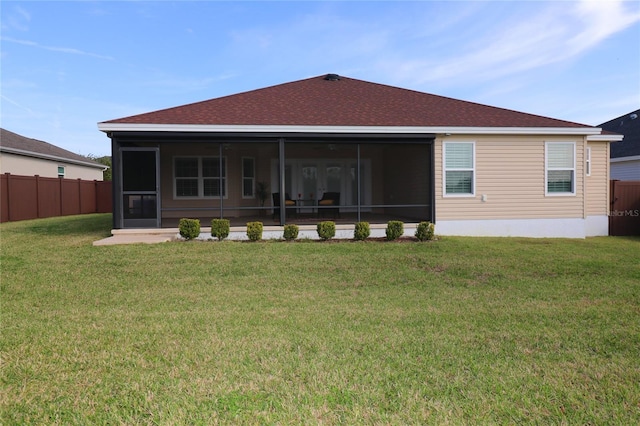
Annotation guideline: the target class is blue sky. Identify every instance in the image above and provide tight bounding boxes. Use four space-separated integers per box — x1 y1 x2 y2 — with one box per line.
1 0 639 157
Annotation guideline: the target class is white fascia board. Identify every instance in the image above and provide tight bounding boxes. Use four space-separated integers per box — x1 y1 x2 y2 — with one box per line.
610 155 640 163
98 122 603 136
0 146 108 170
587 134 624 141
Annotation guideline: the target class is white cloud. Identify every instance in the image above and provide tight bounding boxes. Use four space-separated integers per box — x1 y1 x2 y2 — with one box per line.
568 0 640 54
1 37 114 60
1 94 35 115
379 0 640 88
574 93 640 125
1 5 31 32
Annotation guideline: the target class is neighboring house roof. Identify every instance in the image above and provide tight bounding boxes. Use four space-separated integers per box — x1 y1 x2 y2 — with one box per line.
598 109 640 159
100 74 608 137
0 128 107 170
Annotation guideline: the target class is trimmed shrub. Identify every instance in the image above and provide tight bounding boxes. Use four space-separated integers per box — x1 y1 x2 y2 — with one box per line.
179 218 200 240
317 221 336 241
211 218 230 241
246 221 263 241
385 220 404 241
354 221 370 241
283 224 299 241
415 221 435 241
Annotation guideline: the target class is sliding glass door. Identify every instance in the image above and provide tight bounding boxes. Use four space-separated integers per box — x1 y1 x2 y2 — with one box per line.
272 158 371 211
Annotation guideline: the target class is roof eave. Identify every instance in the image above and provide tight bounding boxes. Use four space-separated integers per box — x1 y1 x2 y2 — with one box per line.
610 155 640 162
0 146 108 170
586 134 624 142
98 123 603 136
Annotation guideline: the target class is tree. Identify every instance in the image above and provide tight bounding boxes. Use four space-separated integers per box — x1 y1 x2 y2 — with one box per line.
87 155 112 181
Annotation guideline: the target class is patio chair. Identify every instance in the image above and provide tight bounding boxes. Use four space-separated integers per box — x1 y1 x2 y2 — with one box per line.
318 192 340 219
272 193 296 219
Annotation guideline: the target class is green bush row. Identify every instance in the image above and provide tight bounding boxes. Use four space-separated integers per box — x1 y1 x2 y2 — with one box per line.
179 219 435 242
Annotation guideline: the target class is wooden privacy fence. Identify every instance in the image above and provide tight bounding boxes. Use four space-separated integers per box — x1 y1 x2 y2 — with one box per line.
1 173 112 223
610 180 640 236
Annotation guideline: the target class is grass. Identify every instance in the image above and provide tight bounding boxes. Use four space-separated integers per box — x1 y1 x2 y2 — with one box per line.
1 213 639 424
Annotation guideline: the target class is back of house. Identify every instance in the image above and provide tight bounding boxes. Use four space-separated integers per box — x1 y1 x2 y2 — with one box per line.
98 74 621 237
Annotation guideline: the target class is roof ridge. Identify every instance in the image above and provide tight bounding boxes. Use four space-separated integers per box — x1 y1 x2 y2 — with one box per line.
100 74 601 129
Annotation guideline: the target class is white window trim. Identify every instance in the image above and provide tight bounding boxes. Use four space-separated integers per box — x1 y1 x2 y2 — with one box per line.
545 141 576 196
173 156 228 199
57 165 65 178
241 157 255 199
443 141 476 197
585 146 591 177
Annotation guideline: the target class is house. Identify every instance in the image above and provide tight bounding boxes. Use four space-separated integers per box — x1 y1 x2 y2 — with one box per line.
1 128 107 180
98 74 622 238
599 110 640 181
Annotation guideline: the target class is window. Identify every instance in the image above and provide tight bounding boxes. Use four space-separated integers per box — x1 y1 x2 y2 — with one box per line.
202 157 226 197
443 142 475 196
174 157 226 198
546 142 575 195
585 146 591 177
175 158 198 196
242 157 255 198
57 166 65 178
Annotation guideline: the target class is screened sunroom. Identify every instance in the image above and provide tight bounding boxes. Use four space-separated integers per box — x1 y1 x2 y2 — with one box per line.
111 134 434 229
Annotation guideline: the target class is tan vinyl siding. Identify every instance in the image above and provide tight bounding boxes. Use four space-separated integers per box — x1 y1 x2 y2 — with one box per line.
435 135 584 220
586 142 609 216
0 152 104 180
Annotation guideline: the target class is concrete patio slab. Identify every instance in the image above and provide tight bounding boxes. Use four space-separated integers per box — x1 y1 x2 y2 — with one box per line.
93 233 176 246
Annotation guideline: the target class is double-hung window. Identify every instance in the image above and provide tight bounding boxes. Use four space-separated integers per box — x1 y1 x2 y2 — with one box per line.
202 157 226 197
545 142 575 195
242 157 255 198
443 142 475 196
175 158 199 197
175 157 226 198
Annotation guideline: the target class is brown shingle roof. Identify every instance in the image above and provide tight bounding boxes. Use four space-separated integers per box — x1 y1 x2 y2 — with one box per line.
103 74 593 128
0 128 105 168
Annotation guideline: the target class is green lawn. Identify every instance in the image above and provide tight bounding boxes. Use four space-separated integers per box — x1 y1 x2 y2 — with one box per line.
1 214 639 424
